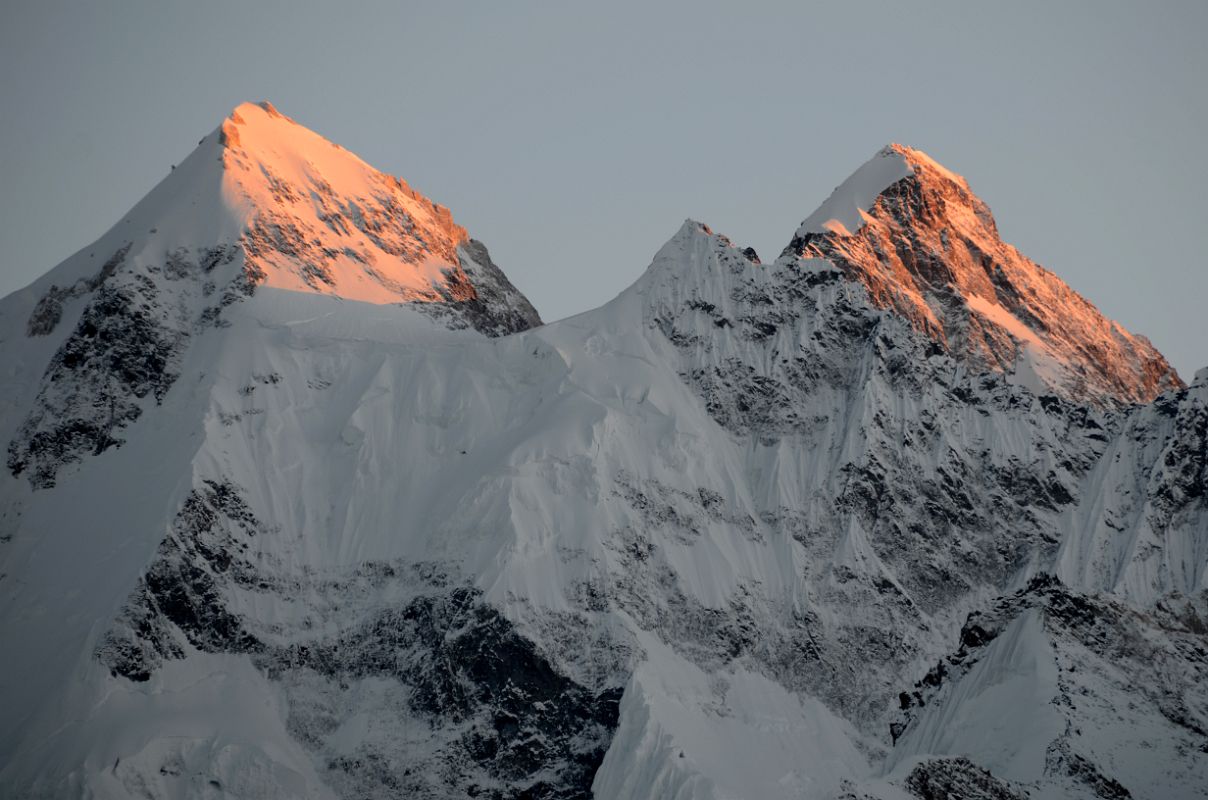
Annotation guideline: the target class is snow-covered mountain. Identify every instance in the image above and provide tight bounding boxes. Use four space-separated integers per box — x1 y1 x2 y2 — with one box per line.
6 101 538 489
0 104 1204 800
785 144 1181 408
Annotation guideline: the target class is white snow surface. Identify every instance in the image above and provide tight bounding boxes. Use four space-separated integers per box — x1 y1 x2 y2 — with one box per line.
797 145 913 236
887 609 1064 782
594 635 869 800
964 292 1068 395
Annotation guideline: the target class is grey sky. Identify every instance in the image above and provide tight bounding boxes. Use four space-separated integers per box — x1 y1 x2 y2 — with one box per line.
2 1 1205 379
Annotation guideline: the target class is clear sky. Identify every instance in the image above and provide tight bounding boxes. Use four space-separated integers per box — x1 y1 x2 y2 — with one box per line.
2 1 1205 378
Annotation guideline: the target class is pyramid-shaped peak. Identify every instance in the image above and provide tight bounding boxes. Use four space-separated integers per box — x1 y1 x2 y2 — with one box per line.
214 100 419 199
785 144 1181 406
882 142 968 186
796 145 912 237
170 100 470 306
212 100 466 239
19 100 539 337
6 100 542 486
223 100 302 132
797 143 974 238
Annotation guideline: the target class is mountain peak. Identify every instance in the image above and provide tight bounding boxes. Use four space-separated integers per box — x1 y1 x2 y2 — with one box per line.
795 143 973 239
216 100 298 148
785 145 1182 406
28 99 538 325
6 100 542 487
216 100 397 193
203 101 489 306
885 142 968 186
795 145 913 237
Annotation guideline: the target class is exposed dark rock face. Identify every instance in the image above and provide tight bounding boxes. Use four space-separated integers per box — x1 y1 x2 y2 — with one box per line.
1147 383 1208 520
274 592 620 800
8 244 248 489
9 277 188 489
1046 738 1133 800
97 480 619 800
96 479 261 680
413 239 543 337
26 243 132 336
903 757 1029 800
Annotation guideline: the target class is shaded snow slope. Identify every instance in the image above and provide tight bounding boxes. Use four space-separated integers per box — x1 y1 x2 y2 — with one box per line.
0 116 1204 800
882 576 1208 799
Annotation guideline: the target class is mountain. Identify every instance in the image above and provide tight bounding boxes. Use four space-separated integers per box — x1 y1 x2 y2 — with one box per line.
5 101 539 491
785 144 1181 407
0 107 1204 800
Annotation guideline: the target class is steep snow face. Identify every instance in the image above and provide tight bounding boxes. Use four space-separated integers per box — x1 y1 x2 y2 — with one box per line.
593 636 870 800
797 146 914 237
883 576 1208 800
218 101 486 306
1057 368 1208 605
889 608 1065 783
598 220 1206 797
785 144 1182 407
632 222 1095 718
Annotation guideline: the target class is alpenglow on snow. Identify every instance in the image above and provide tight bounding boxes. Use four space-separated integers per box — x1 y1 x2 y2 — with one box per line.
0 102 1204 800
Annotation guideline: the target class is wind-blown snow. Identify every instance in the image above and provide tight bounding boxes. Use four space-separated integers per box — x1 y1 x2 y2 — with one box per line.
797 145 913 236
